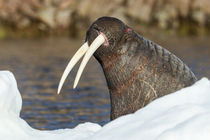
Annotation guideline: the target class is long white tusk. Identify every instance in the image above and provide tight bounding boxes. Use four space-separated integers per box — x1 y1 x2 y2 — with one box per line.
57 42 89 94
73 34 105 88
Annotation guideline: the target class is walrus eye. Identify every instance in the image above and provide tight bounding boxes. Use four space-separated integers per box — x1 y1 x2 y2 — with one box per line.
126 28 132 33
57 34 105 94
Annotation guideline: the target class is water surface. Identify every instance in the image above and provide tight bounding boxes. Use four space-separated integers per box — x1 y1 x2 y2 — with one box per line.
0 35 209 130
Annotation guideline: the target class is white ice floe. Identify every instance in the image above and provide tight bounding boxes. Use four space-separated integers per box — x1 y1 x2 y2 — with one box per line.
0 71 210 140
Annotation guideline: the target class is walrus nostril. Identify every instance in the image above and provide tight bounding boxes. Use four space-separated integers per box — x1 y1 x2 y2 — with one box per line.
92 24 100 31
93 26 99 31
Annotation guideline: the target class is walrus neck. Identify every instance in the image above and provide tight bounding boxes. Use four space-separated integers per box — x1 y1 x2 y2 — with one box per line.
95 33 197 120
96 37 147 120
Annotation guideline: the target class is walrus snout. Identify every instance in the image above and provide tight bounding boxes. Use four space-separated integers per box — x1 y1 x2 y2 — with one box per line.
87 17 126 47
86 25 109 49
85 16 129 61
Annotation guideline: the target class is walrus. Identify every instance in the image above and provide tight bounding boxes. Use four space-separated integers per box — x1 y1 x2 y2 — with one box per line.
57 17 197 120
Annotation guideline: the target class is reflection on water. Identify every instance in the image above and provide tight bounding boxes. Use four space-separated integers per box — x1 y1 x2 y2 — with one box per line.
0 36 209 130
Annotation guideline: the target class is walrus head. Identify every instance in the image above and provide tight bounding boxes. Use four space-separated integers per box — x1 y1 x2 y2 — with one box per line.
57 16 132 91
57 16 197 120
87 17 127 57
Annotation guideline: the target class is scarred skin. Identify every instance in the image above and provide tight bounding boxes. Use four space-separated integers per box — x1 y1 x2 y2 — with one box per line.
86 17 197 120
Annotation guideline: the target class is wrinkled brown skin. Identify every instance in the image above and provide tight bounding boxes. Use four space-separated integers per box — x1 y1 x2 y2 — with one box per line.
86 17 197 120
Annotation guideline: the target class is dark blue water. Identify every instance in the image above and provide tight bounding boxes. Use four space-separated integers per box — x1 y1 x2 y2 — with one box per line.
0 36 209 130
